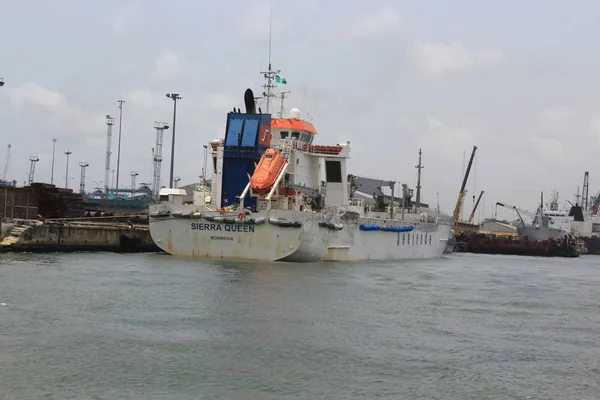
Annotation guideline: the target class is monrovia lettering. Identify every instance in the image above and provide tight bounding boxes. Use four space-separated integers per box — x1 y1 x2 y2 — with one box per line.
191 223 255 233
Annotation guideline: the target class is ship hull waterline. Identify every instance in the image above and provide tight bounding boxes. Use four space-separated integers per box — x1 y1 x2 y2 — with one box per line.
150 210 451 262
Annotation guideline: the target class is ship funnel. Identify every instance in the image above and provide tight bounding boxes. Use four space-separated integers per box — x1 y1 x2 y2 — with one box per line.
244 89 256 114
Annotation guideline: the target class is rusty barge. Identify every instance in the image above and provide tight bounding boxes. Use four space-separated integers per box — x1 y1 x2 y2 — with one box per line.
454 233 579 258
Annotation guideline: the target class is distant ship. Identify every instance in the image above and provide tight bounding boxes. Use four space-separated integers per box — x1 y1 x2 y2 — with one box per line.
149 67 452 262
83 185 152 215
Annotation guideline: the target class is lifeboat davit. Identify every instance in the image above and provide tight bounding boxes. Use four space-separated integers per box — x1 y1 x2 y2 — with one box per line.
250 148 287 195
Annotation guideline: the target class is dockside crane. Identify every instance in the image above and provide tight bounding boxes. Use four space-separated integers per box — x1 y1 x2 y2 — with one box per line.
467 189 485 224
452 145 477 232
495 202 535 225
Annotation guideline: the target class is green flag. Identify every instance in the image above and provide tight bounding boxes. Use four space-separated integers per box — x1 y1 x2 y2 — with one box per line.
275 74 287 84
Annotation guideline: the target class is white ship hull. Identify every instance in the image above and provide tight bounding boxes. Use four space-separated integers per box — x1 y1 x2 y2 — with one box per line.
150 207 451 262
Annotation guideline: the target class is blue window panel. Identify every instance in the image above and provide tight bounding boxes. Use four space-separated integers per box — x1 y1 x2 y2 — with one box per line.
241 119 259 146
226 118 244 146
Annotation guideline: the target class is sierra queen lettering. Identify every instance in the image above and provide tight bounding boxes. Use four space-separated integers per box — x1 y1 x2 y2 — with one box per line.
191 223 255 233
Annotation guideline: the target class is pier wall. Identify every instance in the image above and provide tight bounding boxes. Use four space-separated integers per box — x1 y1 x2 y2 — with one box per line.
1 221 159 253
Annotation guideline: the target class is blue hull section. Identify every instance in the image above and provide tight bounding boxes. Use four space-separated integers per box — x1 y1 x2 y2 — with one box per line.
220 112 272 210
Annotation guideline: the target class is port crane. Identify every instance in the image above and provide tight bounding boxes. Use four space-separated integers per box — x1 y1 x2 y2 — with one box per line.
467 189 485 224
494 202 533 226
451 145 478 232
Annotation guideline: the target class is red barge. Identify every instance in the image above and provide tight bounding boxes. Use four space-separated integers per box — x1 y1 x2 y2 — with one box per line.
455 233 579 258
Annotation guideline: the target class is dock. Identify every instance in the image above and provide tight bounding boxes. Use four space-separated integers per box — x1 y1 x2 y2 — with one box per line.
0 217 159 253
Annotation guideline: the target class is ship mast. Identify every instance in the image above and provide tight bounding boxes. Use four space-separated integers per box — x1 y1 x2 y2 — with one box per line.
415 149 423 211
260 4 278 114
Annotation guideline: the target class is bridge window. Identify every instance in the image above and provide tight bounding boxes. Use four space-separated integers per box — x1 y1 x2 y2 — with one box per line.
325 161 342 183
292 131 300 140
225 118 244 146
280 131 289 139
241 119 259 146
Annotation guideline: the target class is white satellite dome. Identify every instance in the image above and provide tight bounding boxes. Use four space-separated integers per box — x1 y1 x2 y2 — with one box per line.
289 108 301 119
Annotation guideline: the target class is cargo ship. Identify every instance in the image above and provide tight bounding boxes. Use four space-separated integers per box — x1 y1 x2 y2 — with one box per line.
149 66 452 262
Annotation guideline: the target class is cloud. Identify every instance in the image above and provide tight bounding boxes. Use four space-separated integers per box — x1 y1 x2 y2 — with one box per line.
526 136 566 162
418 116 477 157
537 106 577 137
347 6 402 39
588 116 600 144
111 0 145 36
8 81 103 138
121 89 156 109
408 40 505 77
239 0 288 37
151 51 180 80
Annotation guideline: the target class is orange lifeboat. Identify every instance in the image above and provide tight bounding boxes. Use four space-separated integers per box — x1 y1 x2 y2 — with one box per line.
250 148 287 195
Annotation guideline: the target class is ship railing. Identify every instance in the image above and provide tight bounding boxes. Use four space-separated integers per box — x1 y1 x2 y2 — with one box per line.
290 140 344 155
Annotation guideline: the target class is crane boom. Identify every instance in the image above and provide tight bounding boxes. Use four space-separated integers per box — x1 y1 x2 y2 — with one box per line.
495 202 535 218
467 189 485 224
452 145 477 223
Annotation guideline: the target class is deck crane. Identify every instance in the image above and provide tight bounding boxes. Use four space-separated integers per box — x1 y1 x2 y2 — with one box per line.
494 202 536 225
452 145 477 232
2 144 11 181
467 189 485 224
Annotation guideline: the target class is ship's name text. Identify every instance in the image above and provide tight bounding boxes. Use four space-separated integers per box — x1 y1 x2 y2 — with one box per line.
190 223 255 233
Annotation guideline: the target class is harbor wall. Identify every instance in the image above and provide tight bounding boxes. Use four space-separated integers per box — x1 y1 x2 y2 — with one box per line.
0 185 38 219
0 220 159 253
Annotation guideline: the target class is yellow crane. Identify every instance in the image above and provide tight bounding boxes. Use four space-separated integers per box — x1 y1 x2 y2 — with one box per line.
452 145 477 232
467 189 485 224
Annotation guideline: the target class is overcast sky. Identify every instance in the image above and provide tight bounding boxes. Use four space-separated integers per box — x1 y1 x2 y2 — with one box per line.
1 0 599 221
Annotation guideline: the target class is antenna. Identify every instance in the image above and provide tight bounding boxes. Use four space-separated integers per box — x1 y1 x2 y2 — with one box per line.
268 2 273 72
260 2 285 114
105 115 114 196
278 91 291 117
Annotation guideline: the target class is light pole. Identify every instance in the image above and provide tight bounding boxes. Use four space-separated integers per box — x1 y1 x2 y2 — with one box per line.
79 161 89 194
130 171 139 191
115 99 125 194
202 144 208 181
51 138 57 185
166 93 182 188
64 151 72 189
